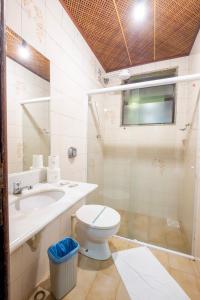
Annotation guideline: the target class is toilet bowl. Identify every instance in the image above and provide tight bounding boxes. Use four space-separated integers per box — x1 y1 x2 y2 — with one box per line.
75 204 120 260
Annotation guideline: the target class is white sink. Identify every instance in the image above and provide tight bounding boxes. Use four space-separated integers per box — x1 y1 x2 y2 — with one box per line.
9 181 98 253
15 189 65 214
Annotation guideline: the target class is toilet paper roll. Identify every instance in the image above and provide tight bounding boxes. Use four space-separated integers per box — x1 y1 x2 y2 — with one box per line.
48 155 59 169
32 154 44 169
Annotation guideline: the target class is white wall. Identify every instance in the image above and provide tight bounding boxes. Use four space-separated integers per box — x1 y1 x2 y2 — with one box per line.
6 57 50 173
6 0 104 181
6 0 104 298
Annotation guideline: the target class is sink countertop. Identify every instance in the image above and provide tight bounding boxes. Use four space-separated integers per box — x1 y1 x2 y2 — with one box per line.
9 180 97 253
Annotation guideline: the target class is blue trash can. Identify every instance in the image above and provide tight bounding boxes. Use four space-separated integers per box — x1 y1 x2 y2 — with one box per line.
48 237 80 300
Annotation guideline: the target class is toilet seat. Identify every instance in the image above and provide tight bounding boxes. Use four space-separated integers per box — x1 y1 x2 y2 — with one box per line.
76 204 120 229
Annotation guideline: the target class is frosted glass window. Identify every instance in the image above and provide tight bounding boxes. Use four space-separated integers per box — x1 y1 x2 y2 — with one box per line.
122 70 176 125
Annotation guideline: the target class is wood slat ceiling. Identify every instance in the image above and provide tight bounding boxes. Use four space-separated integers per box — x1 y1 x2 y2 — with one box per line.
60 0 200 72
6 27 50 82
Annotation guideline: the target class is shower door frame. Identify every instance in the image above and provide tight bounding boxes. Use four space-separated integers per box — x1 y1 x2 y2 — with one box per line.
192 104 200 257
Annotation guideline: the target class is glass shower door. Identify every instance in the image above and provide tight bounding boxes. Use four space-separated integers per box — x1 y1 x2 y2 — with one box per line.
87 79 199 255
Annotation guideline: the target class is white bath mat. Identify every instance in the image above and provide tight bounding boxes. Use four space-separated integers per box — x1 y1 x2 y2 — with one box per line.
112 247 190 300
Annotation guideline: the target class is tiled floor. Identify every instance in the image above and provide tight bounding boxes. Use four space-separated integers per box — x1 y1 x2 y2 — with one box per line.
117 209 190 254
42 236 200 300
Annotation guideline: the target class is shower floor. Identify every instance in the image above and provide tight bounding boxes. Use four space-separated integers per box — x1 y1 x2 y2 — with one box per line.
117 209 190 254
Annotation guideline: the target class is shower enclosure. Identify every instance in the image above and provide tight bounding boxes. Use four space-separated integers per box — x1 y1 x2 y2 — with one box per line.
87 73 200 255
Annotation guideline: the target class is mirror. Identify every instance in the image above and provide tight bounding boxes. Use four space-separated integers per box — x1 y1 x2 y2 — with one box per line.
6 27 50 173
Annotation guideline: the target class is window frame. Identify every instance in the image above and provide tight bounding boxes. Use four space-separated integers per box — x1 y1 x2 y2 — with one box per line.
120 69 177 127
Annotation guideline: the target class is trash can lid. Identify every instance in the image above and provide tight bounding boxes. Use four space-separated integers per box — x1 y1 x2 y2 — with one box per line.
48 237 79 264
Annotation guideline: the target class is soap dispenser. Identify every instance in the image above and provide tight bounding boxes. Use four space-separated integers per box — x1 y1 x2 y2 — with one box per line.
47 155 61 183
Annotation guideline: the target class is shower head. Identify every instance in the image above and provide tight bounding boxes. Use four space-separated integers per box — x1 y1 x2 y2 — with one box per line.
118 69 131 80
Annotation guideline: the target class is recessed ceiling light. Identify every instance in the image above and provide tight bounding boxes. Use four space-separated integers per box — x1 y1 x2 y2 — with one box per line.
133 0 147 23
18 40 30 59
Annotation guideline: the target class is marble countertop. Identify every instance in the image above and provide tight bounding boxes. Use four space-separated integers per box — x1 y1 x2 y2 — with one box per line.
9 180 97 253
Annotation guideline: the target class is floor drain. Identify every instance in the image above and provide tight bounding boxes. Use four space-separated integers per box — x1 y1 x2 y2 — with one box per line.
34 290 46 300
29 287 50 300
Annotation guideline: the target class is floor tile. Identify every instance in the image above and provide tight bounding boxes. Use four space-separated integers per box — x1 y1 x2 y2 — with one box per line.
39 236 200 300
151 248 169 268
193 260 200 277
117 209 190 254
86 271 120 300
148 224 167 246
115 282 131 300
169 268 200 299
168 253 196 275
63 286 87 300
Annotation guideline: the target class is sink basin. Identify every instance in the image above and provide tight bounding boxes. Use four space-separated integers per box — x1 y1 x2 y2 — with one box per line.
16 189 65 213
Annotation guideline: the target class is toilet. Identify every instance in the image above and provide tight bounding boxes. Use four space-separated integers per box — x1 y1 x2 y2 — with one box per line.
75 204 120 260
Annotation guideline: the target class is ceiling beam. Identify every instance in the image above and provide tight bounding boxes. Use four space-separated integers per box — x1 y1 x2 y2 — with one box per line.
112 0 132 66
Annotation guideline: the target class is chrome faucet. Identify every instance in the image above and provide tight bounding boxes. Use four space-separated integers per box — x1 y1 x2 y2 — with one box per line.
13 180 33 195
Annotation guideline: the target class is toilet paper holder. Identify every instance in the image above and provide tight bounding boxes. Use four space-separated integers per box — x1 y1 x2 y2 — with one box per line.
68 147 77 158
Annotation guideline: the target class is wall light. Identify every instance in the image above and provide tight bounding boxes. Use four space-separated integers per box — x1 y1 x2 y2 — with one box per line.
18 40 30 59
133 0 147 23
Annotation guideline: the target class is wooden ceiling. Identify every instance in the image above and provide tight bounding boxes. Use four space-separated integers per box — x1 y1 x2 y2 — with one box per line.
6 27 50 81
60 0 200 72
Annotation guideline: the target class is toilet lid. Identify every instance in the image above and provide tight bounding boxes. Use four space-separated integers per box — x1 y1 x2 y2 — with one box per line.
76 205 120 229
